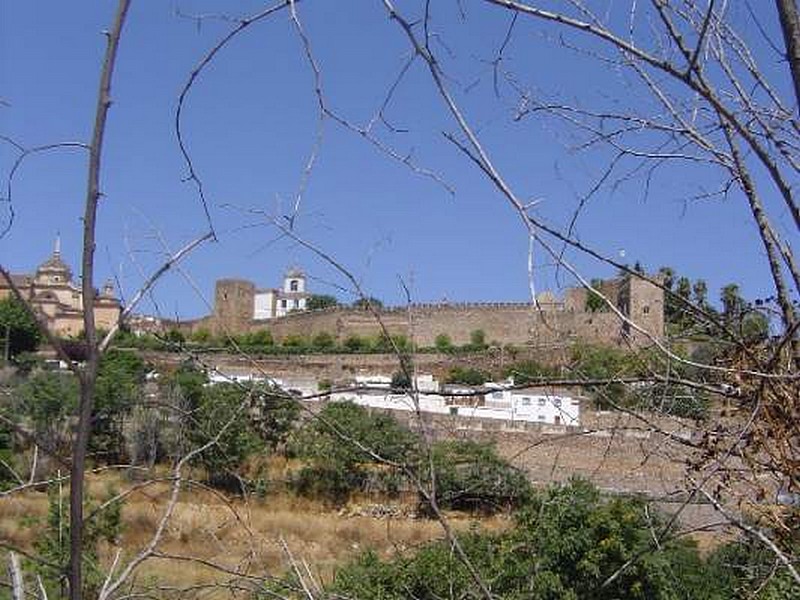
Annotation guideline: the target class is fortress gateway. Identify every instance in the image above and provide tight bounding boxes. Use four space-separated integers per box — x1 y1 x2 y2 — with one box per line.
179 269 664 349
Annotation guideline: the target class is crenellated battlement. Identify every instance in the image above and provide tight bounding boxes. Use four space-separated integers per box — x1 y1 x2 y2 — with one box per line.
195 275 664 349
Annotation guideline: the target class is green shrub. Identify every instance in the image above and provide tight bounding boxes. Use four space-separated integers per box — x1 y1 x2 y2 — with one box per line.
419 440 530 515
445 366 489 385
311 331 336 351
0 296 42 358
342 335 369 352
331 479 726 600
290 402 418 503
434 333 453 352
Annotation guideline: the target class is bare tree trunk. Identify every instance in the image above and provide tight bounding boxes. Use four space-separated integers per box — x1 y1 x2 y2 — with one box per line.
7 551 25 600
69 3 131 600
776 0 800 111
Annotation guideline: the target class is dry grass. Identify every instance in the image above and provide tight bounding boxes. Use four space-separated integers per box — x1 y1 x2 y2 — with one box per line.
0 470 508 593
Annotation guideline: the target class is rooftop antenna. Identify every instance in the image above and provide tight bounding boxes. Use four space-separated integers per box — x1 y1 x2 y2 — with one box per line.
54 231 61 256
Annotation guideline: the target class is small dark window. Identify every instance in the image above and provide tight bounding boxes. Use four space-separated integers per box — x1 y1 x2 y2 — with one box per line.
290 280 299 292
643 305 650 315
281 299 287 308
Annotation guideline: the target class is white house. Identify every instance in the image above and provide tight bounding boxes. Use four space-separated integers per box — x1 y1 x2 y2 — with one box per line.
485 386 580 426
332 376 581 427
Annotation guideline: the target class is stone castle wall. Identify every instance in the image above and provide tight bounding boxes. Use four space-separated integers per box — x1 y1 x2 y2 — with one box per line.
176 276 664 350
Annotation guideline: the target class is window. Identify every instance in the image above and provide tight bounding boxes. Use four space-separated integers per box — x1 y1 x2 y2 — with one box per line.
538 415 546 421
290 280 299 292
538 398 546 406
553 398 562 407
281 299 287 308
521 397 531 406
643 305 650 315
492 392 503 400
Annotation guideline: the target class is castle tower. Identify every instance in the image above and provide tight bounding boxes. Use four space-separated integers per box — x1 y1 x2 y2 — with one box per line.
214 279 256 335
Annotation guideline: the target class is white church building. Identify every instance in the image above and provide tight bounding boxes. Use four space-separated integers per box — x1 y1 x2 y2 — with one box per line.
253 268 310 320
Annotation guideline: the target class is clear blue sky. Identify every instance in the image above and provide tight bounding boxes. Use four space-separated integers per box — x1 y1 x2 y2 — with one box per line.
1 2 795 319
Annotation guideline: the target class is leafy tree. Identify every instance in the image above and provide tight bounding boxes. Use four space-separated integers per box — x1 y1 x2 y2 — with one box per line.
419 440 530 514
0 417 15 489
585 278 608 313
306 294 339 310
0 296 42 359
707 534 800 599
434 333 453 352
692 279 708 308
740 311 770 342
569 343 636 407
34 485 122 600
248 385 300 450
352 296 383 310
310 331 336 351
166 361 207 410
503 479 715 599
721 283 746 323
17 371 79 455
188 382 264 486
290 402 418 503
332 479 719 599
658 267 675 291
90 349 146 461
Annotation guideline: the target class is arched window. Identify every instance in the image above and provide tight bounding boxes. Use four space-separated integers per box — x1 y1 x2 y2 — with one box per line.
290 280 299 292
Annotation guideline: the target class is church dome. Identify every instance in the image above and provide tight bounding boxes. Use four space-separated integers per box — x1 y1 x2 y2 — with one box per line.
35 237 73 283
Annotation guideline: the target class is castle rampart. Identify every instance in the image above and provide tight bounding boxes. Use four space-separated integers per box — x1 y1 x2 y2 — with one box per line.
174 274 664 350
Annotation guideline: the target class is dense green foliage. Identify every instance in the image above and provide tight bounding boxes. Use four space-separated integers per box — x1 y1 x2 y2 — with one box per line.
33 485 122 599
567 343 708 419
0 296 42 358
446 366 490 385
330 479 731 600
434 332 453 352
290 402 418 503
659 267 770 343
421 440 531 514
0 417 15 489
16 371 79 454
585 278 609 312
91 349 146 461
189 382 264 482
289 403 529 513
505 358 558 384
187 379 299 488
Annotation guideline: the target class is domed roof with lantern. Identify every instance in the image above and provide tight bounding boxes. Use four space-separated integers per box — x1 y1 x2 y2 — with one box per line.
35 235 73 283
